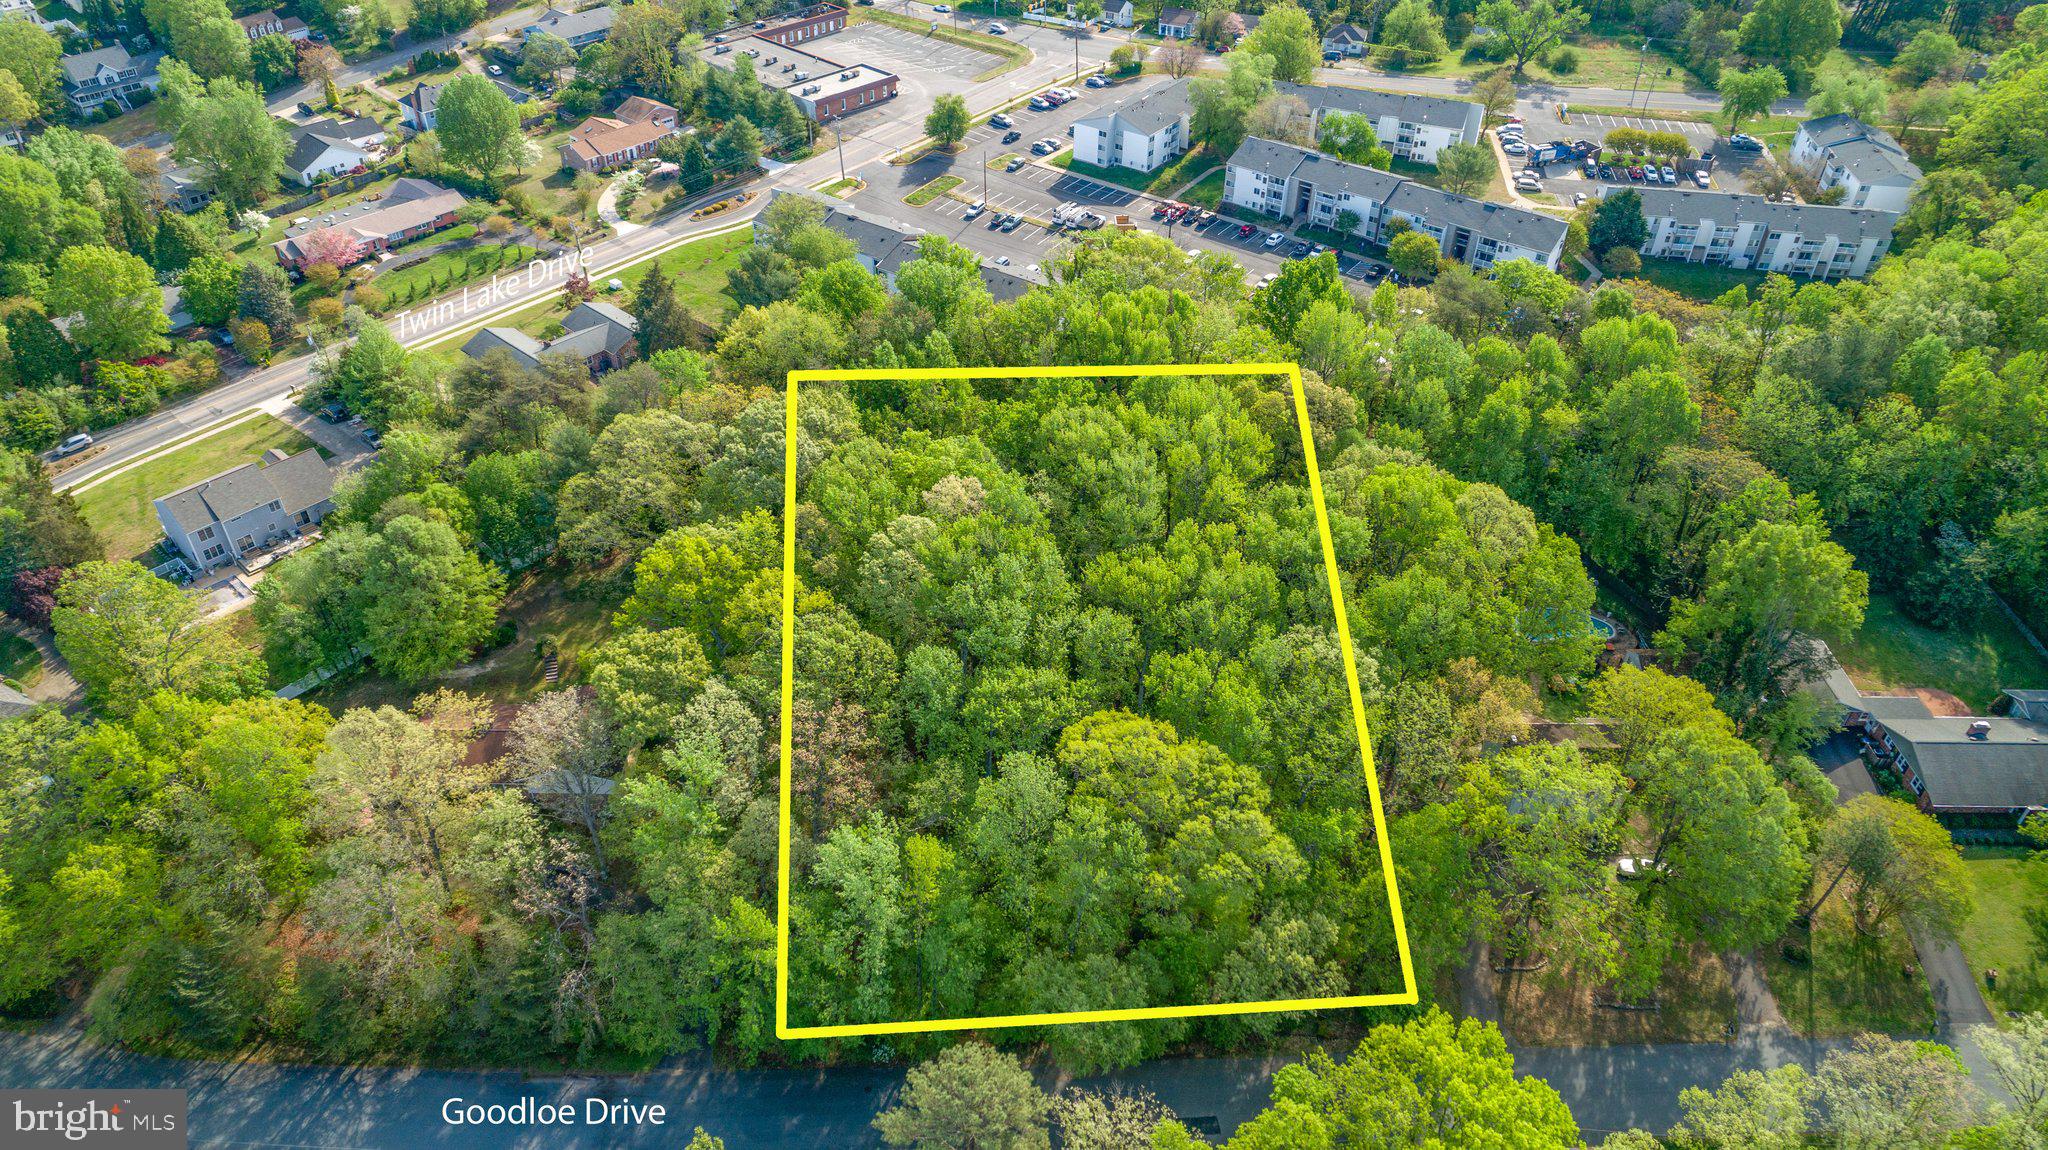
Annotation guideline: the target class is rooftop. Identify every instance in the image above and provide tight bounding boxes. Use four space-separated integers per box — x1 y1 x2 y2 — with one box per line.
1627 187 1900 244
155 448 332 537
1275 80 1486 134
1075 78 1191 137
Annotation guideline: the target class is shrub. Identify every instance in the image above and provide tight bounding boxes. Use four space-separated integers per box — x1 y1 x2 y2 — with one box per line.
1601 247 1643 276
1548 46 1580 74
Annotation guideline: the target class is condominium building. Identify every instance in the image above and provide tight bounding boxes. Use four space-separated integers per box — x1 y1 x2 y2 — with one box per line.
1070 80 1191 172
1274 82 1486 165
1625 188 1898 279
1790 114 1923 214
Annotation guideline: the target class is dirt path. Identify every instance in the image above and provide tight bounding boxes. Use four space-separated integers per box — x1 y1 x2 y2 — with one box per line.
11 623 80 709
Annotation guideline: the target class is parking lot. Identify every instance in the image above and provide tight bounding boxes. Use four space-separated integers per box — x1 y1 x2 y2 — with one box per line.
1505 101 1771 194
828 21 1004 83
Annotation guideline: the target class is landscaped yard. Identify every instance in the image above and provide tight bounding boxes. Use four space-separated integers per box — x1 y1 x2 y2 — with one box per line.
233 175 402 256
1760 899 1938 1038
1495 945 1737 1045
1176 167 1225 208
75 416 323 563
1957 848 2048 1015
1051 145 1218 198
1834 592 2048 714
371 242 542 311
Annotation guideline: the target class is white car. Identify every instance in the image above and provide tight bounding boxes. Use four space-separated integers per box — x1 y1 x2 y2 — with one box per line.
990 113 1012 128
1660 165 1677 184
1502 141 1527 155
1691 169 1711 188
1573 191 1588 205
988 21 1007 33
486 64 503 75
964 200 985 218
52 432 92 457
1263 231 1285 248
933 2 950 9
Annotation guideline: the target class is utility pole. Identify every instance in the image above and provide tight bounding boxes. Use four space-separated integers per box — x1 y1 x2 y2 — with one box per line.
837 124 847 183
981 146 988 202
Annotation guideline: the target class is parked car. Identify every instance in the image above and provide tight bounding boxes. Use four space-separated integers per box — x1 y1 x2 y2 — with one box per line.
1263 231 1285 248
1660 165 1677 184
1086 74 1107 87
1573 191 1587 205
361 427 382 448
1236 223 1257 238
1728 132 1763 151
1288 242 1310 257
932 2 950 9
1691 169 1711 188
318 404 349 423
990 113 1013 128
1599 164 1615 180
1006 156 1026 170
1583 157 1597 176
53 432 93 457
1627 166 1645 181
1502 141 1527 155
1000 214 1023 231
964 200 985 218
1002 130 1021 144
1259 271 1279 286
1361 263 1386 280
487 64 503 75
1028 97 1051 111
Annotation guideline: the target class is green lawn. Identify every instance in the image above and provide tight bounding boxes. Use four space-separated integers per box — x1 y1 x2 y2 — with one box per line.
905 175 964 206
1625 260 1772 301
820 178 864 198
1762 898 1938 1038
1370 37 1694 93
236 175 402 256
494 229 752 338
0 632 42 690
370 243 541 311
1052 145 1219 198
1957 850 2048 1015
1176 167 1225 209
76 416 323 563
1834 592 2048 714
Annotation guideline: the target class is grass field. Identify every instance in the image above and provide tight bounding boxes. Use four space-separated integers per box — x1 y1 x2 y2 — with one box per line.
1760 899 1938 1038
1957 849 2048 1015
1834 592 2048 713
1051 144 1218 198
1370 38 1695 93
1625 261 1772 301
76 416 322 563
1176 167 1225 208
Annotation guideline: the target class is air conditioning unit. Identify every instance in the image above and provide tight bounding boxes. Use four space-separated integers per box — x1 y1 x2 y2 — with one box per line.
841 70 857 80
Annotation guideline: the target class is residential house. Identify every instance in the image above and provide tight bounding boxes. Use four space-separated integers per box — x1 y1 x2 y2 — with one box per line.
61 45 161 114
461 301 640 375
760 188 1036 300
154 448 335 572
1273 81 1486 165
156 161 214 213
1157 6 1197 37
523 3 616 50
284 115 389 186
1 0 77 32
398 76 532 132
1223 136 1569 270
1624 187 1898 279
1322 22 1368 56
273 177 467 271
1098 0 1134 27
235 9 311 39
1790 113 1923 213
559 96 680 174
1221 11 1258 39
1070 79 1190 172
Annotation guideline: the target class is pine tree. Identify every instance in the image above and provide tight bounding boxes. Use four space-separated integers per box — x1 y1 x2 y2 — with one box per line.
237 261 296 341
630 268 690 356
5 310 77 388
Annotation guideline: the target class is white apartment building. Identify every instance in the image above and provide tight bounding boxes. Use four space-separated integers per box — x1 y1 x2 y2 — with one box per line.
1273 82 1486 166
1625 188 1898 279
1070 79 1192 172
1224 137 1569 271
1789 114 1923 214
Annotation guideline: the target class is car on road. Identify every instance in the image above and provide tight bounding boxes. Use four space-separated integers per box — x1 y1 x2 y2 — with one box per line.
990 113 1013 128
1691 169 1711 188
988 20 1007 32
487 64 503 75
932 2 950 9
1236 223 1257 238
1728 132 1763 151
53 433 93 457
1006 156 1026 170
1002 130 1022 144
1263 231 1285 248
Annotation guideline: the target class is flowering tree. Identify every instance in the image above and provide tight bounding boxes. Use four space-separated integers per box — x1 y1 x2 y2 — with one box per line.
297 227 359 269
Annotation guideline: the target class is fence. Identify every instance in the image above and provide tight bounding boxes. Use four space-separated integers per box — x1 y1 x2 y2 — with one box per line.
271 168 392 218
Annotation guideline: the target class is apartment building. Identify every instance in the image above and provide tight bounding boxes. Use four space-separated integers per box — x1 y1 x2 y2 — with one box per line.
1626 188 1898 279
1223 136 1569 270
1273 82 1486 165
1790 113 1923 214
1070 79 1191 172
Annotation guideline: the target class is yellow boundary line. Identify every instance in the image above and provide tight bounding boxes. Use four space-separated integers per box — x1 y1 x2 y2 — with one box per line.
775 362 1417 1040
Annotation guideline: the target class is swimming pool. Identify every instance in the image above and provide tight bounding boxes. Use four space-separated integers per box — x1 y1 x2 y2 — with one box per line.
1590 613 1618 640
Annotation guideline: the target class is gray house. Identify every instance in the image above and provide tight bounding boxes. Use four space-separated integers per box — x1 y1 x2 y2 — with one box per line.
153 448 334 572
461 301 639 375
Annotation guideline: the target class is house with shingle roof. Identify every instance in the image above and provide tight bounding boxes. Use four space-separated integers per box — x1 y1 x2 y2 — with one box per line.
1274 81 1486 165
1223 136 1569 270
399 76 532 132
1322 22 1368 56
1625 187 1898 279
1157 6 1198 37
559 97 679 173
1071 79 1191 172
60 45 161 113
1790 113 1923 213
154 448 334 572
283 115 389 186
274 178 467 271
523 3 616 49
462 301 639 375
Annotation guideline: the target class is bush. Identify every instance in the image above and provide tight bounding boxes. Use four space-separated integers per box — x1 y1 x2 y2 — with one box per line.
1601 247 1642 276
1548 46 1580 74
304 263 341 293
